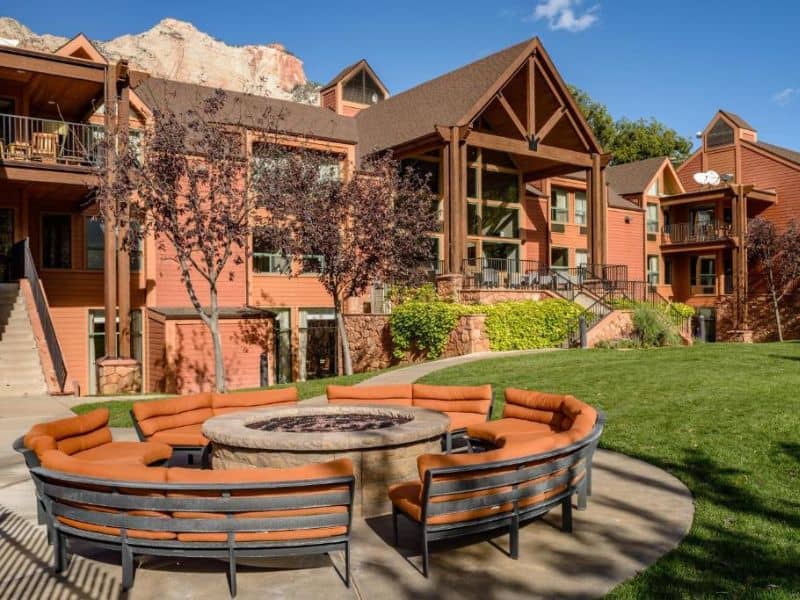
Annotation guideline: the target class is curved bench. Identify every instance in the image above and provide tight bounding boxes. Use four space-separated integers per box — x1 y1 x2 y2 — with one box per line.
131 387 299 467
327 384 494 451
20 408 172 469
388 395 603 577
22 448 355 596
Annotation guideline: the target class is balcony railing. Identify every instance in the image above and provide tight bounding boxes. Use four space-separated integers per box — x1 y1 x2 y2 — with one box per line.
462 259 629 291
0 113 104 167
662 221 732 245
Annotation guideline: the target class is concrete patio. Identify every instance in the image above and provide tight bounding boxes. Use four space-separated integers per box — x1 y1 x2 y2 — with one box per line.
0 354 695 599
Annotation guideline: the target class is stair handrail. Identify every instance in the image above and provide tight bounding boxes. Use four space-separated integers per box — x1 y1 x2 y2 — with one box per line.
10 238 67 392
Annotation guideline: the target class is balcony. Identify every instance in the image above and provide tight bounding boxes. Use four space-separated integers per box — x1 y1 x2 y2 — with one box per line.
661 221 732 246
0 113 104 168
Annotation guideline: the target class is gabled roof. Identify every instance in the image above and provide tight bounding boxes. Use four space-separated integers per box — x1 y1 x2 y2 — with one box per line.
54 32 106 63
755 141 800 166
356 39 533 153
606 184 643 212
718 110 755 131
134 77 359 144
605 156 667 195
321 59 389 97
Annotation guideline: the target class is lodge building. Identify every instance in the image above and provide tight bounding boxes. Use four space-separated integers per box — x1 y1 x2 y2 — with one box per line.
0 34 797 397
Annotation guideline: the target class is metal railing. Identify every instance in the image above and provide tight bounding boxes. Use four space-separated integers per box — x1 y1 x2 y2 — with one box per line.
10 238 67 392
462 258 550 290
662 221 732 245
0 113 104 166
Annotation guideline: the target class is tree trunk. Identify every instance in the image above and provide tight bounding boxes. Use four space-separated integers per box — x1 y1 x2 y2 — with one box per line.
771 288 784 342
335 299 353 376
208 286 227 392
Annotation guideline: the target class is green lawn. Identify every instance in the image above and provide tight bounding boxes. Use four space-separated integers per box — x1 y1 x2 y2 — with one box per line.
420 343 800 599
72 370 384 427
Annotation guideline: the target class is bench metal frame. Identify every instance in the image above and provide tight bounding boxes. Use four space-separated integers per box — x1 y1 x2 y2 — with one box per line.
392 412 604 577
14 442 355 597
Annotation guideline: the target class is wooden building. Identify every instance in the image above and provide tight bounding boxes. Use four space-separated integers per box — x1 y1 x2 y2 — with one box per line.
1 36 795 397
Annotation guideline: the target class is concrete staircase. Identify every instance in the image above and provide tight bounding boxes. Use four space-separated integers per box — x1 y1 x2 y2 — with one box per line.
0 283 48 397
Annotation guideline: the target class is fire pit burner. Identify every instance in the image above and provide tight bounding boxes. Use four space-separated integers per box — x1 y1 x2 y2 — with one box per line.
247 413 413 433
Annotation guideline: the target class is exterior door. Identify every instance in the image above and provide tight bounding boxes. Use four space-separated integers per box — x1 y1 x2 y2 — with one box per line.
304 320 337 380
0 208 13 282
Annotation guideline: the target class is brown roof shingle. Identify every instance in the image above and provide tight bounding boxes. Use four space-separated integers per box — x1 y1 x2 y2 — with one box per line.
719 110 755 131
604 156 667 195
756 141 800 166
134 77 359 144
356 38 534 153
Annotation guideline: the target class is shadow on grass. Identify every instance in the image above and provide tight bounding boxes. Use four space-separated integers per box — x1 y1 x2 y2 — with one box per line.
605 446 800 598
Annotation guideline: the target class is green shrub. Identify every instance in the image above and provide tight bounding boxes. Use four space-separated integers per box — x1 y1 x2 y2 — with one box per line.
483 299 583 351
632 304 681 347
387 283 440 305
389 301 470 359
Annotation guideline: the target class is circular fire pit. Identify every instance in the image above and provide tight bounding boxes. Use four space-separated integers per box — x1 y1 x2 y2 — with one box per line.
203 405 449 517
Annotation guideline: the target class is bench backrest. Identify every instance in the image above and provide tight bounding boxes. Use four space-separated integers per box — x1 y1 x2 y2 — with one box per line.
35 450 355 546
326 384 413 406
503 388 597 436
132 393 213 438
23 408 111 460
415 415 603 526
411 384 492 416
211 388 298 415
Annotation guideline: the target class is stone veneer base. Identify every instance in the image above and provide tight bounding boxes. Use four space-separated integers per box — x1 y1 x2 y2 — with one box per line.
204 405 450 517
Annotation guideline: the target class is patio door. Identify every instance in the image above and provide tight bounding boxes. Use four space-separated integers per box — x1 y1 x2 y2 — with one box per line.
298 309 336 381
0 208 13 282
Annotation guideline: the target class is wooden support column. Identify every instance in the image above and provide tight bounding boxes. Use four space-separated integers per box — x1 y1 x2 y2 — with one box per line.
441 145 451 273
587 153 606 266
738 186 749 327
730 193 740 327
103 64 118 358
116 70 131 357
447 127 464 271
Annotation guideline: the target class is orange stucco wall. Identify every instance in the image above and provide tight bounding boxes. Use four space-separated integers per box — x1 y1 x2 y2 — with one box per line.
607 208 645 280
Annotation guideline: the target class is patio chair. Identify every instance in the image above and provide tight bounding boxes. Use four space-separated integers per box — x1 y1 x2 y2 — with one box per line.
32 132 58 162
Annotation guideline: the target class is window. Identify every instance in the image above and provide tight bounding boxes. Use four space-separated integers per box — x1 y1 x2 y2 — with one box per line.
253 253 290 274
481 171 518 203
575 249 588 268
481 205 518 238
467 203 480 236
648 178 660 197
550 188 568 223
690 256 716 293
482 242 519 263
551 247 569 270
400 158 440 194
707 118 734 148
317 161 341 182
574 192 587 226
467 167 478 198
85 218 142 271
664 257 673 285
300 254 325 274
647 203 659 234
342 70 384 105
42 215 71 269
647 255 659 285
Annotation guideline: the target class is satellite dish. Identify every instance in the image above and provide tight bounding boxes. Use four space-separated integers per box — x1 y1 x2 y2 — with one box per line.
692 170 721 186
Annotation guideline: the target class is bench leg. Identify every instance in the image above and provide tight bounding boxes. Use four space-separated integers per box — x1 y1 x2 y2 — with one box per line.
421 530 430 578
392 506 399 546
121 544 136 591
561 496 573 533
577 478 588 511
509 514 520 559
345 542 351 588
227 547 237 597
53 530 69 575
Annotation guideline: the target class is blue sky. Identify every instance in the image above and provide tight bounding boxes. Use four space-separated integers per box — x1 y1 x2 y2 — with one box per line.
5 0 799 149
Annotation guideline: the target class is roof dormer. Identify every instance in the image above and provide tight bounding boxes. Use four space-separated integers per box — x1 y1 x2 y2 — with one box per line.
704 110 757 150
319 59 389 117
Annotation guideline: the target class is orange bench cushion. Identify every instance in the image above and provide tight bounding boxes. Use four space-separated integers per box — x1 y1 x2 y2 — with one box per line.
211 387 298 416
411 384 492 417
502 388 597 433
132 393 213 438
326 384 413 406
71 441 172 465
24 408 111 458
466 418 555 445
149 424 209 447
444 411 490 432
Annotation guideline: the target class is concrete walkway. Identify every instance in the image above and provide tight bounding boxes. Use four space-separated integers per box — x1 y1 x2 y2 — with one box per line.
0 350 695 599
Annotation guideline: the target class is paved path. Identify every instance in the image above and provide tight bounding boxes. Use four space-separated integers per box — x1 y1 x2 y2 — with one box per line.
0 350 695 599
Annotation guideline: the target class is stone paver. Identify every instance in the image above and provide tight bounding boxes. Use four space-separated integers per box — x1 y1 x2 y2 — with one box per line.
0 350 695 599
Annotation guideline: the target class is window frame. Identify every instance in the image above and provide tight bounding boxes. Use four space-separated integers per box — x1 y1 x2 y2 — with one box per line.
41 213 72 270
550 188 569 224
647 255 660 286
551 246 569 270
574 191 587 226
646 203 659 234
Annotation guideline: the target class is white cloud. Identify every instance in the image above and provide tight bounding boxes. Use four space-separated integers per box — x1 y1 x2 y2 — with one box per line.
772 88 797 106
532 0 599 32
